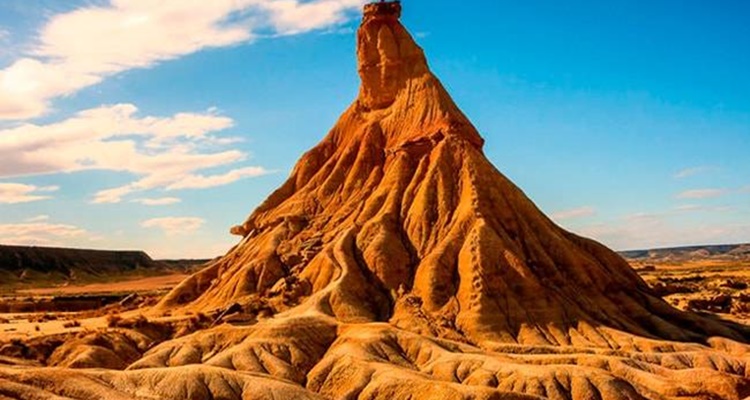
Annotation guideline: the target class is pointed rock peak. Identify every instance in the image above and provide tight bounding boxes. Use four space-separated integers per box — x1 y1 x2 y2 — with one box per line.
357 1 429 109
363 0 402 19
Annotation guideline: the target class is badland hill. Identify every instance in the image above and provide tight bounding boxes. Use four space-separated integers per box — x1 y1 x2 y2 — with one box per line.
1 3 749 399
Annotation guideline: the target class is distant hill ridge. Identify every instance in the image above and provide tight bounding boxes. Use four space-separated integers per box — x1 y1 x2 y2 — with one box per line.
620 243 750 260
0 245 171 285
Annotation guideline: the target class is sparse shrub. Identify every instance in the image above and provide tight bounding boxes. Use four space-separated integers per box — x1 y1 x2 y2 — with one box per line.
30 313 58 323
63 320 81 329
1 339 30 359
721 280 748 290
106 313 123 328
173 312 213 337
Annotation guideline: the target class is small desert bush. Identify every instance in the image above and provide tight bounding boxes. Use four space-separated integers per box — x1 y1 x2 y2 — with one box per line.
30 313 58 323
106 313 123 328
63 320 81 329
173 312 212 337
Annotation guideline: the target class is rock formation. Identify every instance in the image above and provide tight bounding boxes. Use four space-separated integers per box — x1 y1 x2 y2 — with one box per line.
2 2 750 399
0 245 165 285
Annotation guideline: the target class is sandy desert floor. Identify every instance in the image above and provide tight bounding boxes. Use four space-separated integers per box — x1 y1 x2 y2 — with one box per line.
632 258 750 325
1 259 746 341
0 273 188 340
14 274 189 296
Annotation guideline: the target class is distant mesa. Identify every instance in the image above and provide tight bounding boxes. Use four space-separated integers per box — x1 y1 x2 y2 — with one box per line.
0 245 205 287
0 245 160 283
620 243 750 261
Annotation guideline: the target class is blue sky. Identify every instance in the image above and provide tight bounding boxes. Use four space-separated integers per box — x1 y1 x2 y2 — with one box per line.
0 0 748 258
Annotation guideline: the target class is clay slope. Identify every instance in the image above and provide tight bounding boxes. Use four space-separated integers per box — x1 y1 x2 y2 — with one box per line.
2 2 750 399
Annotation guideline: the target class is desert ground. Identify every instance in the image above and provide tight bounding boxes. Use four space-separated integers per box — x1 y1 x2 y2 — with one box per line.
0 273 189 339
15 274 189 296
631 253 750 325
1 249 749 398
2 251 746 340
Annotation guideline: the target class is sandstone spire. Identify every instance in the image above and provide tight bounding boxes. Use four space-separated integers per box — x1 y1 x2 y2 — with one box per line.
157 1 748 349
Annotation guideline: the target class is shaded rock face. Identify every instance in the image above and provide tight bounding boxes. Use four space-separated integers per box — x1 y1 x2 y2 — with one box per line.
0 245 162 279
4 3 750 400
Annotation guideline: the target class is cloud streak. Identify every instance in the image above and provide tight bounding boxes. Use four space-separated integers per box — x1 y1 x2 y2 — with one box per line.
577 212 749 251
551 206 596 221
0 183 59 204
25 215 51 222
675 188 727 199
141 217 205 236
0 0 365 120
673 166 716 179
0 104 268 203
132 197 182 206
0 221 86 246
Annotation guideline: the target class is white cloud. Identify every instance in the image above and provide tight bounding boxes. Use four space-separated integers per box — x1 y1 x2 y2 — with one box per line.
675 188 727 199
262 0 365 35
574 208 748 251
551 206 596 221
141 217 205 236
0 0 365 120
673 166 716 179
25 214 51 222
674 204 702 212
133 197 182 206
674 204 734 213
166 166 268 190
0 103 268 203
0 221 86 246
0 183 59 204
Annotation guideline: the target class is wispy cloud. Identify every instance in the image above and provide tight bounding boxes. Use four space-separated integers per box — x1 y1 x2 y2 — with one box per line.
0 0 365 120
166 166 268 190
578 212 750 251
25 214 51 222
0 220 86 246
0 104 268 203
551 206 596 221
132 197 182 206
673 165 716 179
141 217 205 236
675 188 727 200
0 183 59 204
674 204 734 213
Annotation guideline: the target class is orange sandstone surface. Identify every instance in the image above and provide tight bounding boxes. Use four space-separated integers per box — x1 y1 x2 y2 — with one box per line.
1 3 749 399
